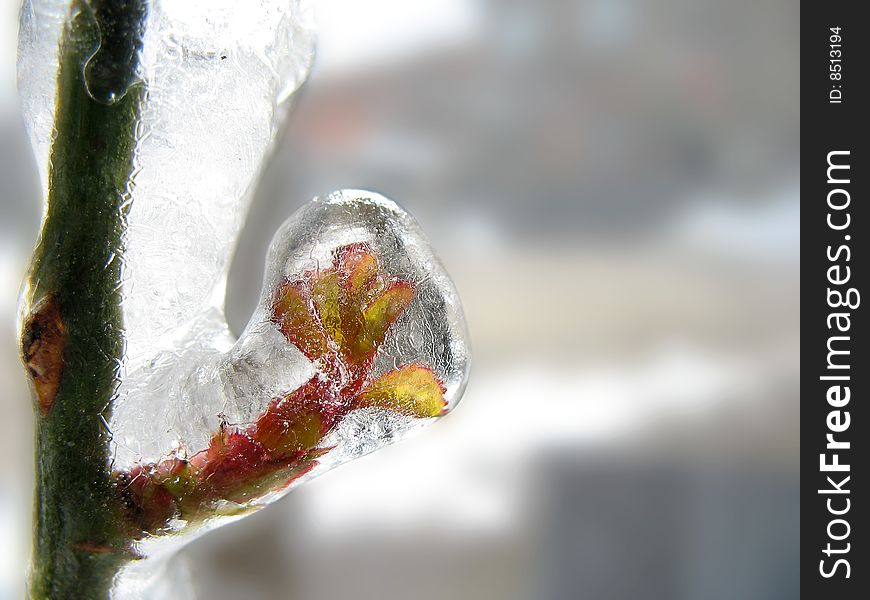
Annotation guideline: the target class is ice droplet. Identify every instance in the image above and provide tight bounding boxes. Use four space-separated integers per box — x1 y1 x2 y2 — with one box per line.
262 190 471 410
81 0 149 105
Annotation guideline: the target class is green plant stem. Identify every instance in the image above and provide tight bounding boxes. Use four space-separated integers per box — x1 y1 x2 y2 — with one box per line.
24 1 147 598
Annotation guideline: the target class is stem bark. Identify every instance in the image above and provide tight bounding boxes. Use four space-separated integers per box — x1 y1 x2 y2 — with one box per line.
23 2 148 597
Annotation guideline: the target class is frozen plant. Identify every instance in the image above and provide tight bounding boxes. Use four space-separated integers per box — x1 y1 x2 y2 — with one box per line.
17 1 470 598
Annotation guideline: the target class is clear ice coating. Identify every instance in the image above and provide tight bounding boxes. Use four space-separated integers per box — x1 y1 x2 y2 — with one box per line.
17 0 469 570
114 191 470 540
113 191 469 596
18 0 317 379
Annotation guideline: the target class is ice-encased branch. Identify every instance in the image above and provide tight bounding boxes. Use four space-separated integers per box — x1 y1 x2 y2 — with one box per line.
19 0 316 596
18 2 468 598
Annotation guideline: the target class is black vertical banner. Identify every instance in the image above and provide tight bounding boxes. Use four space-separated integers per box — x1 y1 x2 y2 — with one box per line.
802 2 867 598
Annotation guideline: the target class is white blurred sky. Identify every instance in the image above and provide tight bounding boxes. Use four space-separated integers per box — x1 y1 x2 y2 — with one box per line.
313 0 480 75
1 0 20 117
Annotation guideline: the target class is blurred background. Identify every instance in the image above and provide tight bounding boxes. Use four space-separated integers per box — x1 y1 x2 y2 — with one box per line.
1 0 798 598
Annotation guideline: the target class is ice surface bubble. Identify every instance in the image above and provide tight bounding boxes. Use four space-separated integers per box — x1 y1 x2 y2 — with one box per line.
112 191 469 546
81 0 149 105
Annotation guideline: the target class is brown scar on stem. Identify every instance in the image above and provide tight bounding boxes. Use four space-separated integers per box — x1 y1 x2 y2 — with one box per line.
70 542 143 559
70 543 114 554
21 295 66 415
